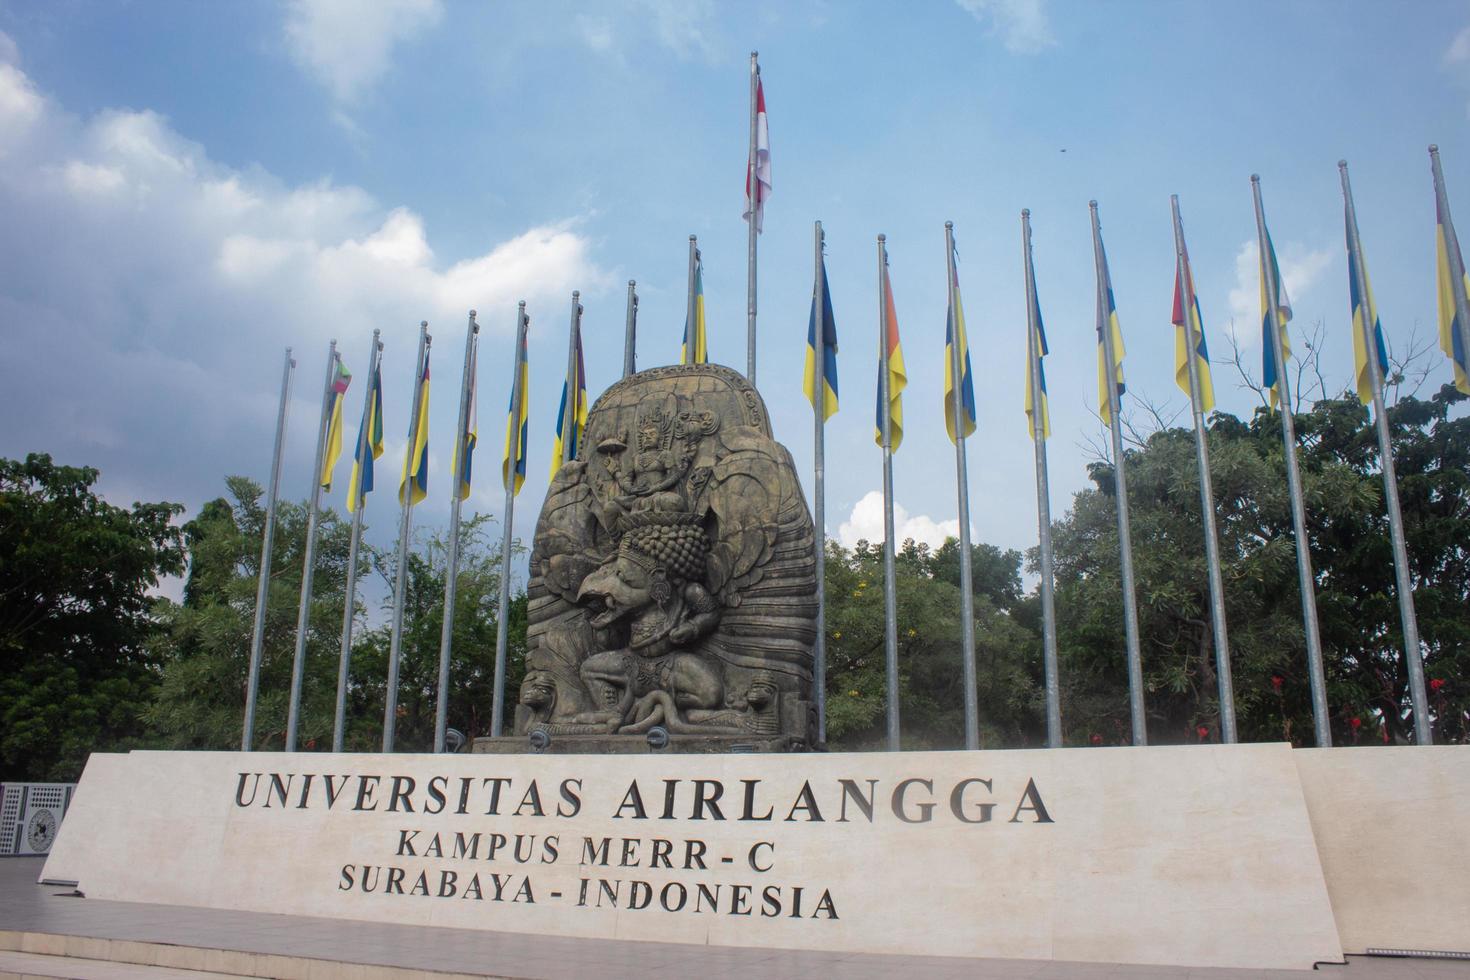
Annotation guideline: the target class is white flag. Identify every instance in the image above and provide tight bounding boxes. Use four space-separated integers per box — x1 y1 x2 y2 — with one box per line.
743 77 771 232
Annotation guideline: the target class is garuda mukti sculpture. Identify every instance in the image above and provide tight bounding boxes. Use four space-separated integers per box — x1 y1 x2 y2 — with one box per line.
514 363 818 750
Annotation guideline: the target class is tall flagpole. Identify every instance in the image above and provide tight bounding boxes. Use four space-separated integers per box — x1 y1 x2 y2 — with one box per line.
562 292 583 469
1171 196 1237 743
491 302 530 738
1022 210 1062 748
1252 175 1330 746
746 51 759 385
1431 145 1470 388
334 330 381 752
435 311 478 753
1340 161 1431 745
811 220 828 745
1090 202 1147 746
243 347 295 751
944 222 980 751
623 280 638 378
877 234 901 752
383 322 430 752
285 339 338 752
685 236 698 366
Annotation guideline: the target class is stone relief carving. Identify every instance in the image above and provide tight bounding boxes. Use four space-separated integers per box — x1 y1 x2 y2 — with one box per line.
514 364 817 749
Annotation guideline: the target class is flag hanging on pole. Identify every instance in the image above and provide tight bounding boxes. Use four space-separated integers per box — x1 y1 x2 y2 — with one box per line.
1095 238 1126 426
503 329 530 496
805 253 839 421
452 342 478 501
550 326 588 478
321 353 352 490
1024 268 1051 440
682 253 708 365
874 249 906 450
1435 197 1470 394
1345 212 1390 406
1260 230 1294 409
1172 241 1216 413
399 348 430 506
743 76 771 233
347 362 384 513
944 246 977 443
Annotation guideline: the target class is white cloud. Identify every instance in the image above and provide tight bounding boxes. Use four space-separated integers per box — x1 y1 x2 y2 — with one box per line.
1447 25 1470 64
837 490 970 551
0 53 605 513
0 29 19 66
576 14 616 53
955 0 1055 55
0 63 43 140
1225 239 1333 346
284 0 443 103
636 0 718 60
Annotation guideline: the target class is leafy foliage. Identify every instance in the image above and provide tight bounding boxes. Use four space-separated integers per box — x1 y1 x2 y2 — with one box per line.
0 454 183 780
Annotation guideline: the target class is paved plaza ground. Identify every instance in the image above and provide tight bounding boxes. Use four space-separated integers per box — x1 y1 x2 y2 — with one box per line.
2 858 1467 979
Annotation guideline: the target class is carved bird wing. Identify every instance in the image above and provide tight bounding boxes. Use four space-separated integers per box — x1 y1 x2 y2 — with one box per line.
703 437 780 606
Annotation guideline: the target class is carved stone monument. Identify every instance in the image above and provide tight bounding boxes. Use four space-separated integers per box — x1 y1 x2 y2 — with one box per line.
475 363 818 753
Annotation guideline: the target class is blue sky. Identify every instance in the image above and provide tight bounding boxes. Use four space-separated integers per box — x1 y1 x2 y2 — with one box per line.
2 0 1469 589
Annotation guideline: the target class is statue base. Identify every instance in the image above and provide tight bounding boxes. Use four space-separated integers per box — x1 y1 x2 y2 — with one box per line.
469 734 807 755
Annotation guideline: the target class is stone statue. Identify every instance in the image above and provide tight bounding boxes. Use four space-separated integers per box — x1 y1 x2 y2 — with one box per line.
508 363 818 751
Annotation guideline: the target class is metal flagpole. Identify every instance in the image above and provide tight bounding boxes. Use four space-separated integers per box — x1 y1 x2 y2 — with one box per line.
491 302 530 738
243 347 296 751
1340 161 1431 745
435 311 479 753
383 322 430 752
285 340 338 752
1432 145 1470 390
1171 197 1237 743
1022 210 1062 748
812 220 828 745
334 330 381 752
1089 202 1147 746
944 222 980 751
746 52 759 385
877 234 901 752
1252 175 1330 746
623 280 638 378
562 292 583 469
685 236 698 366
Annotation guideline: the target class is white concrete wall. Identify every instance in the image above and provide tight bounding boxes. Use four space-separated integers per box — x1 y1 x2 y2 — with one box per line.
1294 746 1470 956
43 744 1343 970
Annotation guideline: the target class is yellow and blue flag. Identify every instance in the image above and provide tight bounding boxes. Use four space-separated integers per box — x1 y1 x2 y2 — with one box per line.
944 246 977 443
346 360 383 513
1095 236 1126 426
1435 197 1470 395
398 348 430 506
550 323 587 478
451 341 477 501
1023 269 1051 440
503 329 530 496
320 353 352 491
1345 213 1390 407
1172 242 1215 413
874 245 906 450
682 252 707 365
1260 228 1293 409
804 254 839 421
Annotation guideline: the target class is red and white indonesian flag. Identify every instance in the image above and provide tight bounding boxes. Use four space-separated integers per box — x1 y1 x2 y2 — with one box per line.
744 78 771 232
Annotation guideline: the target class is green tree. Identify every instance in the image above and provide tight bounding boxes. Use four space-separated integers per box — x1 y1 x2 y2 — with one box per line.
347 516 528 751
147 479 528 752
1047 385 1469 746
0 454 183 780
822 538 1041 750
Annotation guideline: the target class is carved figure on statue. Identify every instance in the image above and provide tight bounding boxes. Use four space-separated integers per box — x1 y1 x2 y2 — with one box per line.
484 363 819 753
